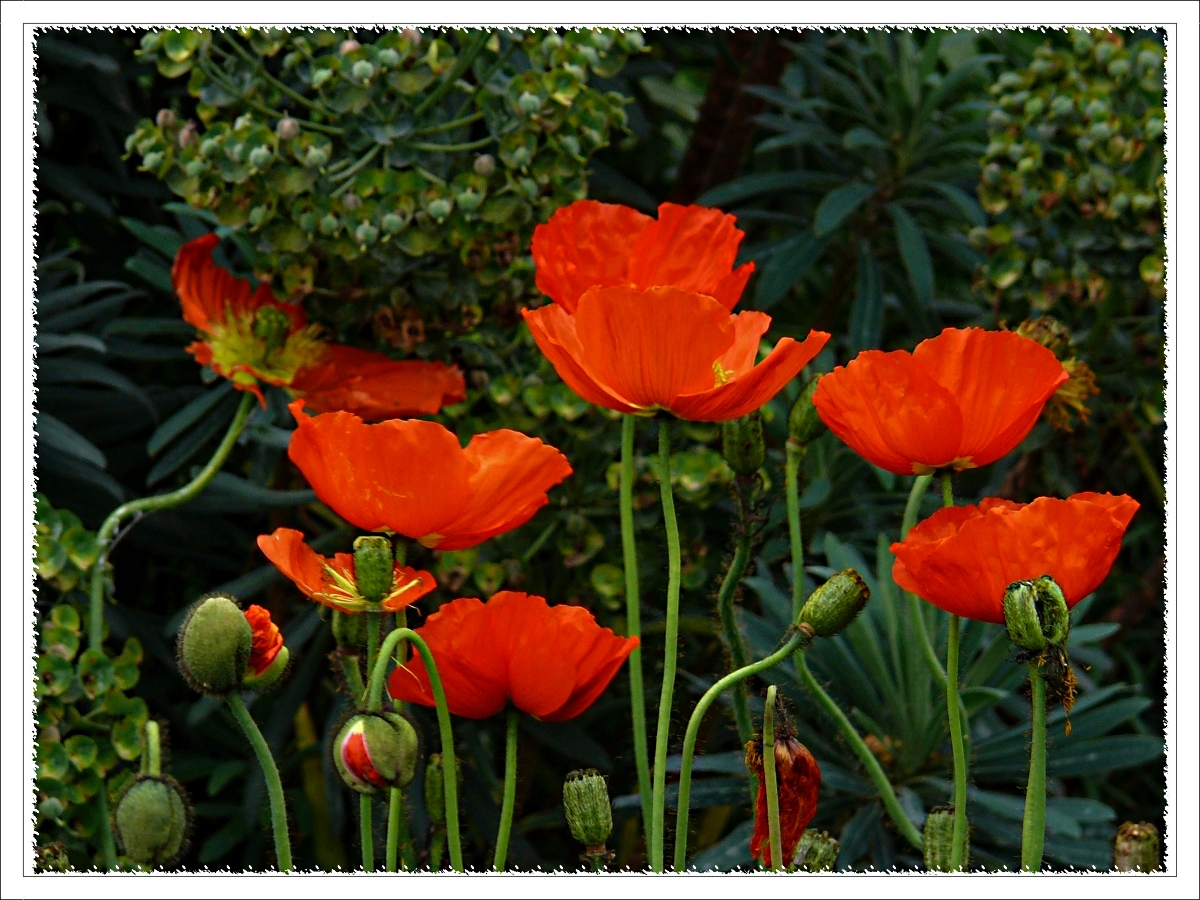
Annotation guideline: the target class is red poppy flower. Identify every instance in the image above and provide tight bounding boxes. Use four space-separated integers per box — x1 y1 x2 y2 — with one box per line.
256 527 436 613
746 728 821 869
243 604 284 676
532 200 756 312
891 492 1139 624
172 235 465 417
524 285 829 421
286 401 572 550
813 327 1069 475
387 591 638 721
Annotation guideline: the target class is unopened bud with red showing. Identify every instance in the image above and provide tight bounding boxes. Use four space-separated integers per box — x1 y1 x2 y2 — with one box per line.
113 775 192 867
1113 821 1159 872
563 769 612 851
795 828 838 871
800 569 869 637
334 712 417 795
1003 575 1070 652
242 604 288 690
177 594 252 696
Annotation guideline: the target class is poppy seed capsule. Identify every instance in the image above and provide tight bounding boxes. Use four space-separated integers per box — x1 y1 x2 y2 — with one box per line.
113 775 191 867
177 594 252 696
334 712 418 795
721 412 765 477
794 828 839 871
331 609 368 648
353 535 394 604
1113 821 1159 872
799 569 869 637
563 769 612 849
922 806 969 872
1003 575 1070 652
788 377 825 446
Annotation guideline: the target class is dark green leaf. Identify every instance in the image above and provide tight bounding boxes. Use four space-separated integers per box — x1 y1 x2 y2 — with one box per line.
888 204 934 305
102 316 196 340
36 333 106 354
837 801 881 869
843 126 888 149
120 217 185 259
697 171 843 208
848 240 883 351
38 280 133 317
1047 735 1162 778
198 817 247 863
124 253 175 293
754 230 832 309
922 180 986 226
688 819 755 872
145 393 239 486
36 412 106 468
189 472 315 513
38 357 158 421
814 183 875 236
147 382 234 456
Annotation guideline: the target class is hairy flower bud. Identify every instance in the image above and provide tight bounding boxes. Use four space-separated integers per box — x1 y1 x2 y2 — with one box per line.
353 535 394 604
1003 575 1070 652
331 609 368 649
563 769 613 850
794 828 839 871
113 775 192 867
242 604 287 690
333 712 418 795
1113 821 1159 872
177 594 252 696
788 377 825 447
721 412 765 477
922 806 969 872
800 569 869 637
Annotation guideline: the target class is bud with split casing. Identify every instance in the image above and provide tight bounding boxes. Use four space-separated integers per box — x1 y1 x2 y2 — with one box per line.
1113 821 1159 872
333 711 418 794
1003 575 1070 653
799 569 869 637
177 594 252 696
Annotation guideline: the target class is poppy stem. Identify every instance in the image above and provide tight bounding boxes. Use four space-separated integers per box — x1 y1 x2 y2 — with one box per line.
386 786 415 872
619 414 653 844
367 627 463 872
672 631 806 870
763 686 784 872
650 419 683 872
715 536 756 797
785 440 806 620
794 649 923 851
494 708 521 871
360 612 383 872
901 474 947 685
1021 663 1047 872
227 691 293 871
946 614 969 870
142 720 162 777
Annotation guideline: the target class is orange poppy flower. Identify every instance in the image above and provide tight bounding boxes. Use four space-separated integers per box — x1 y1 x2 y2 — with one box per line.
172 235 465 416
746 726 821 869
532 200 756 312
387 591 639 721
256 527 436 613
813 327 1069 475
286 401 572 550
523 285 829 421
243 604 284 676
890 492 1139 624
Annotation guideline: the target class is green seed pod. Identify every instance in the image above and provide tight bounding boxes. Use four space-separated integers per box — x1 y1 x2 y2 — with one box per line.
794 828 839 872
377 48 400 68
353 535 393 604
922 806 969 872
425 753 447 826
563 769 612 850
721 412 765 477
177 594 252 696
427 198 453 222
305 145 330 167
1003 575 1069 652
331 609 368 649
1113 821 1159 872
318 213 340 234
788 377 825 447
113 775 191 867
254 305 291 351
517 91 542 114
247 146 273 168
381 212 406 234
142 151 164 170
800 569 870 637
333 712 418 795
352 60 375 82
275 116 300 140
355 223 379 246
473 154 496 177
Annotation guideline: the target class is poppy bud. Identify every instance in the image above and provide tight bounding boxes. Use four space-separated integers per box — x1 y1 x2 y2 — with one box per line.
1003 575 1070 652
794 828 839 871
155 108 177 129
563 769 612 851
331 609 368 649
275 116 300 141
474 154 496 177
353 535 394 604
1113 821 1159 872
721 412 765 477
333 712 418 795
254 306 292 352
788 377 825 447
177 594 252 696
799 569 869 637
922 806 969 872
113 775 192 867
242 604 288 690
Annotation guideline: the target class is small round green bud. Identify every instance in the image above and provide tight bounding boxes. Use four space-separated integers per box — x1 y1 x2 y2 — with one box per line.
254 305 292 350
800 569 869 637
177 594 252 696
517 91 542 114
1003 575 1069 652
332 609 368 649
923 806 969 872
353 535 393 603
333 712 418 795
247 205 269 227
352 60 375 82
247 146 273 168
1113 821 1159 872
275 116 300 141
721 412 765 477
142 151 164 170
788 377 825 446
426 198 452 222
319 213 340 235
304 145 329 167
355 223 379 245
794 828 839 871
563 769 612 850
297 212 317 232
339 39 361 55
381 212 406 234
377 48 400 67
455 188 482 213
311 67 333 88
473 154 496 177
113 776 191 867
199 137 221 158
184 159 206 178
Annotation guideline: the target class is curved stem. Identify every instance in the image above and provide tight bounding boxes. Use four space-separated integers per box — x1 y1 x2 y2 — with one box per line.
218 33 341 122
650 419 683 872
672 633 806 870
493 708 520 872
410 135 495 153
946 615 969 870
88 391 255 649
785 441 806 620
619 415 653 843
329 144 381 185
1020 665 1047 872
762 686 783 872
795 652 923 851
227 692 293 871
412 111 484 135
411 31 487 119
142 720 162 777
715 537 754 752
368 628 463 871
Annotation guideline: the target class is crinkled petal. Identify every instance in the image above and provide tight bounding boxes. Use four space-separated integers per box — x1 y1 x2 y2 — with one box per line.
521 305 639 412
256 527 333 601
172 234 303 333
716 311 773 378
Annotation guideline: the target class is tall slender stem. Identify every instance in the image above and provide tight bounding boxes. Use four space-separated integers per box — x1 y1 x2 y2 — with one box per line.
900 474 946 684
96 791 119 870
619 415 653 842
142 721 162 777
946 615 969 870
1021 664 1047 872
795 652 923 851
715 537 754 751
672 633 806 870
493 709 520 872
386 787 413 872
762 686 784 872
650 419 683 872
360 611 382 872
785 441 806 620
227 692 293 871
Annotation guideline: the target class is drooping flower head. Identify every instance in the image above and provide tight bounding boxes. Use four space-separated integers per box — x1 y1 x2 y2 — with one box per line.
891 492 1139 624
171 235 465 416
388 591 639 721
243 604 284 676
256 527 436 614
745 711 821 869
813 327 1069 475
286 401 572 550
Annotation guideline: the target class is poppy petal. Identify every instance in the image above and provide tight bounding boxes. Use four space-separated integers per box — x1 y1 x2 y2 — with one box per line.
521 305 639 412
381 566 438 612
490 593 579 718
716 311 773 378
172 234 303 333
256 528 331 600
544 625 639 722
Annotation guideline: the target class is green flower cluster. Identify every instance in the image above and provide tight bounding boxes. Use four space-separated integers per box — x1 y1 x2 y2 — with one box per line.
974 29 1164 311
35 492 102 593
126 28 641 335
